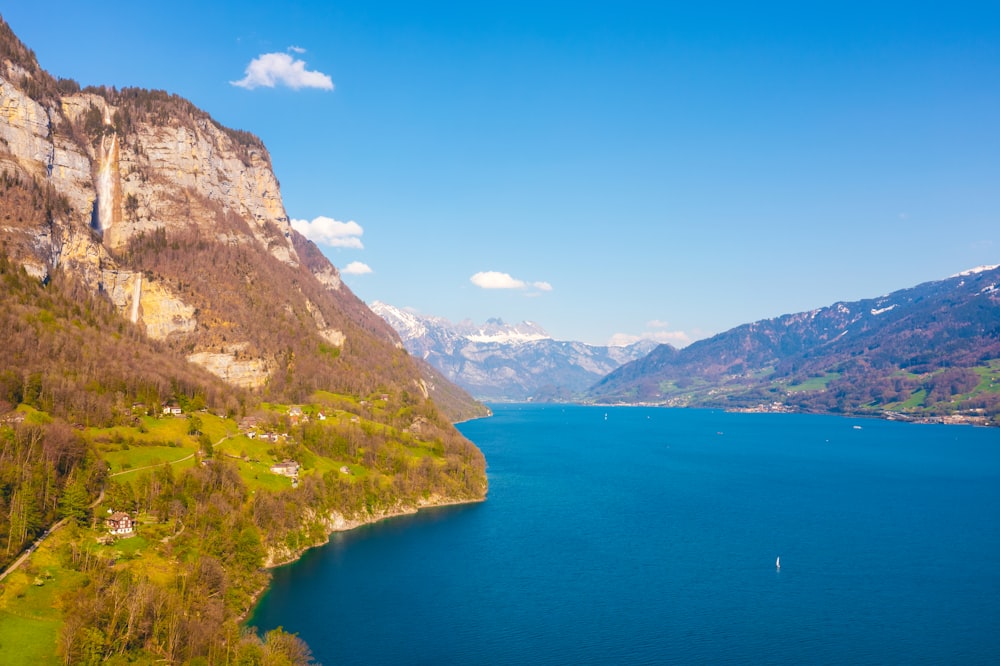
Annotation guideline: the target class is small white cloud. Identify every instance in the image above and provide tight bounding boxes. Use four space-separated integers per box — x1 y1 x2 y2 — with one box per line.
291 216 363 248
608 327 694 348
288 45 307 54
342 261 373 275
470 271 552 293
470 271 526 289
231 52 334 90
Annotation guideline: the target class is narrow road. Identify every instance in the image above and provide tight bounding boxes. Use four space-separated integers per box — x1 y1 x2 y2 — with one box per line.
108 452 196 477
106 433 230 477
0 488 108 583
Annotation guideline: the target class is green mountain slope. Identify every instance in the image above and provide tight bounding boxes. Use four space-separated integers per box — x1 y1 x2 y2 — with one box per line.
590 266 1000 425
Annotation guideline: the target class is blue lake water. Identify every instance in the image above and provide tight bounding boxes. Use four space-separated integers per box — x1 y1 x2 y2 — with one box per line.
249 405 1000 664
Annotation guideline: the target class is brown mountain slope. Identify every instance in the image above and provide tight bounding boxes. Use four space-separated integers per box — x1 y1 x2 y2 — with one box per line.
0 16 485 421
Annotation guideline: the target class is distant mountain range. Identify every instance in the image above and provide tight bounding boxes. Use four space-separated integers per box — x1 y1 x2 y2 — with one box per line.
588 266 1000 425
370 302 658 401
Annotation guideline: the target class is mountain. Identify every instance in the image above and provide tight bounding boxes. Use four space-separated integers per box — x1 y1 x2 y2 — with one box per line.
589 266 1000 425
0 17 488 663
0 17 485 422
371 301 658 401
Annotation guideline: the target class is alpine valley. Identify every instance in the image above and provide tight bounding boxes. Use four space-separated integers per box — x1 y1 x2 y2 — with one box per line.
1 10 999 666
0 17 485 664
370 301 657 402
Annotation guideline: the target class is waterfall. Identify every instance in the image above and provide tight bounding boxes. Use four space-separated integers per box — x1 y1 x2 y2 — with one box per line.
130 273 142 324
95 133 118 232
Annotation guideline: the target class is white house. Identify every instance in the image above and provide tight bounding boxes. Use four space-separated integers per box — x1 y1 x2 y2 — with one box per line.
105 511 135 536
269 460 300 478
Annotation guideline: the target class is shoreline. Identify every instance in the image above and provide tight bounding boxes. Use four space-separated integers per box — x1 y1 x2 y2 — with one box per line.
241 493 486 624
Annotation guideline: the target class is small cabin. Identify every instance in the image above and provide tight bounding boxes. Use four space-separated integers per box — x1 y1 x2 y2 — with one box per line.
105 511 135 536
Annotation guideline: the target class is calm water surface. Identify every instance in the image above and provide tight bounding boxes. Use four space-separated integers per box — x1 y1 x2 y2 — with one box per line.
249 405 1000 664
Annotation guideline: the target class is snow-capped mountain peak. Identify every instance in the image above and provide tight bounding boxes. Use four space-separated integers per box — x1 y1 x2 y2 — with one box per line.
951 264 1000 278
369 301 429 341
368 301 657 401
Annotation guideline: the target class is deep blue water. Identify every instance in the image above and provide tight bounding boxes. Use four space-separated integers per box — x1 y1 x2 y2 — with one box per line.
249 405 1000 664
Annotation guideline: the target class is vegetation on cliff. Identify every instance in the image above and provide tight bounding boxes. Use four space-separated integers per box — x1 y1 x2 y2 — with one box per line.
0 258 486 663
0 15 488 664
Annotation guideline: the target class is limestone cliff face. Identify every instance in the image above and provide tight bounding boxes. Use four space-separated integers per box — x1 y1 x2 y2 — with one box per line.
186 350 269 389
0 22 422 401
58 93 297 267
1 50 308 386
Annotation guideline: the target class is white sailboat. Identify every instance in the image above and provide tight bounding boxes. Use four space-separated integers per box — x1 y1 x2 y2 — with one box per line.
776 556 781 570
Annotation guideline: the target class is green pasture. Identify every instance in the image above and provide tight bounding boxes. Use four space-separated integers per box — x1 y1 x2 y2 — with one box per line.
103 445 197 476
899 389 928 409
973 361 1000 394
0 610 59 663
86 415 190 449
214 433 274 461
0 525 89 664
786 372 841 392
14 404 53 425
233 458 296 491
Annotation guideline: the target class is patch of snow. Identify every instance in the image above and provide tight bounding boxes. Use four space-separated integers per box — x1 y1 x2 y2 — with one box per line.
466 331 550 344
870 304 897 316
369 301 428 341
950 264 1000 278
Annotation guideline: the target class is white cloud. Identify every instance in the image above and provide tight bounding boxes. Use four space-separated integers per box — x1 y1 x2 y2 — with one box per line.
470 271 526 289
287 45 307 54
231 52 334 90
470 271 553 293
342 261 373 275
608 324 695 349
291 216 363 248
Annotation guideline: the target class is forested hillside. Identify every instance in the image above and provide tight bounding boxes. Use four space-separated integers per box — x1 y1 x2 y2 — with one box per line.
0 15 487 663
590 266 1000 425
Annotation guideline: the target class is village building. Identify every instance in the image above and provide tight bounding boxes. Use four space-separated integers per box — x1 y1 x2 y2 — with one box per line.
239 415 262 432
105 511 135 537
269 460 300 478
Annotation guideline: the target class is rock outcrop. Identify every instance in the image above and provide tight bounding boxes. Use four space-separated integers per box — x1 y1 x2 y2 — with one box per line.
0 17 487 425
0 39 317 389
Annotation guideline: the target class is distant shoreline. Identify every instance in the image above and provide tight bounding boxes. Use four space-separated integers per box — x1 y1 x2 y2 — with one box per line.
512 401 997 428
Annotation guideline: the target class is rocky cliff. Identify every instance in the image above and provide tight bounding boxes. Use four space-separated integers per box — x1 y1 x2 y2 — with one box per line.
0 18 487 423
0 18 444 403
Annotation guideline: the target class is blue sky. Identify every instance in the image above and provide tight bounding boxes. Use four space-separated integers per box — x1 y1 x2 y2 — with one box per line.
4 2 998 346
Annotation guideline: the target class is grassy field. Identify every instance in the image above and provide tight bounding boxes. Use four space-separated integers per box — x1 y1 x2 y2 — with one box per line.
786 372 841 392
0 609 60 663
898 388 928 409
103 444 197 475
0 524 89 664
972 360 1000 394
